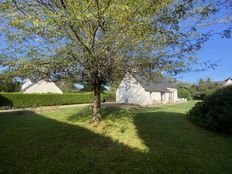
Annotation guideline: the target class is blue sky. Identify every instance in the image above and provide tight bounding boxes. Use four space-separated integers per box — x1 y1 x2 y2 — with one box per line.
176 36 232 84
176 3 232 84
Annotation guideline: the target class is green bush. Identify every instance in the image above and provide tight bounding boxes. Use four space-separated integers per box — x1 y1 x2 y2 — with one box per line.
0 92 115 108
178 89 192 100
187 86 232 133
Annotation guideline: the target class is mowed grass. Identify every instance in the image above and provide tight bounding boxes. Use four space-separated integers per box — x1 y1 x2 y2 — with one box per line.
0 101 232 174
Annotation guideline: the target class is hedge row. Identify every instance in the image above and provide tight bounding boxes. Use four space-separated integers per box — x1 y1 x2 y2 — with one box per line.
0 92 115 108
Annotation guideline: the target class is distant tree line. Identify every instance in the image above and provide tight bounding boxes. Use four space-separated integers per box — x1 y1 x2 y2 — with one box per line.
177 78 221 100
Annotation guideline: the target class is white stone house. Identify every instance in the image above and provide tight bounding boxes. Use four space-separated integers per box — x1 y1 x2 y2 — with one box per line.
21 79 63 94
116 73 179 105
222 77 232 87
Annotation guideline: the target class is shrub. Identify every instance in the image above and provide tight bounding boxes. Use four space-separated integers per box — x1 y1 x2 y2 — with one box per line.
178 89 192 100
0 92 115 108
187 86 232 133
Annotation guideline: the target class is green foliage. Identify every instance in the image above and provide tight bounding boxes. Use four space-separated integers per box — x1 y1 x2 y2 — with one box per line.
102 92 115 103
177 82 194 100
187 86 232 133
178 89 192 100
0 0 231 86
0 92 115 108
177 78 220 100
56 79 79 93
193 78 221 100
0 76 21 92
80 83 107 92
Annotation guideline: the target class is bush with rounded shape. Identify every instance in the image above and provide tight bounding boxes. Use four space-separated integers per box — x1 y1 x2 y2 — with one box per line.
187 86 232 133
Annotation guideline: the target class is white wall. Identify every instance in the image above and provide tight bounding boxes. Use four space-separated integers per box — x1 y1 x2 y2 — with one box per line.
24 80 63 94
167 88 178 102
116 73 153 105
162 92 170 104
223 79 232 87
151 92 162 104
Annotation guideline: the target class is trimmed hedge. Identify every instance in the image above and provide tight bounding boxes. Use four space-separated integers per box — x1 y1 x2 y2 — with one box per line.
0 92 115 108
187 86 232 133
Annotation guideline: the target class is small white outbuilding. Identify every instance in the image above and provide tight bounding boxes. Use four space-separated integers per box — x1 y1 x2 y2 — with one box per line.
21 79 63 94
116 73 179 105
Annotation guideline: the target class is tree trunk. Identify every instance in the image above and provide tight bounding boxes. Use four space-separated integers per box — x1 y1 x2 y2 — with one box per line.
92 83 101 124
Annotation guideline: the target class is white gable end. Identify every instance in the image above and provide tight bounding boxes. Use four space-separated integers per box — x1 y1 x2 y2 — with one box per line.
223 79 232 87
23 80 63 94
116 73 159 105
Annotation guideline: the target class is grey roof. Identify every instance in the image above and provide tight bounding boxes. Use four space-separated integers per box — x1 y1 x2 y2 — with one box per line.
22 83 34 92
216 77 232 85
133 74 177 92
225 77 232 81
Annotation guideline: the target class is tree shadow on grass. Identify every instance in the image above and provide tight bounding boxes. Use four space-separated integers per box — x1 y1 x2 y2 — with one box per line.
67 105 133 122
133 111 232 174
100 105 161 121
66 106 93 122
1 109 232 174
0 111 147 174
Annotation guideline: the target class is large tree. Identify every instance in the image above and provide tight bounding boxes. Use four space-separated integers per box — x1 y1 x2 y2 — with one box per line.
0 0 231 123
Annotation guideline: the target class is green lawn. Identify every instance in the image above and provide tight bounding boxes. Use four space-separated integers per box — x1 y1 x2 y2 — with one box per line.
0 101 232 174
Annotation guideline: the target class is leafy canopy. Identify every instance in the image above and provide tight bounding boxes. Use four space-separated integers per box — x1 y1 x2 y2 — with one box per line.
0 0 231 86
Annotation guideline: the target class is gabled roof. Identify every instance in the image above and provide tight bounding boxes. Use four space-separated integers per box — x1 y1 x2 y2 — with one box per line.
133 74 177 92
225 77 232 81
22 83 34 92
221 77 232 87
21 79 33 91
21 79 59 92
216 77 232 85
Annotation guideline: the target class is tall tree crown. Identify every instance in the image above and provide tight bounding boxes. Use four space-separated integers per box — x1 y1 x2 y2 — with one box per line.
0 0 231 85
